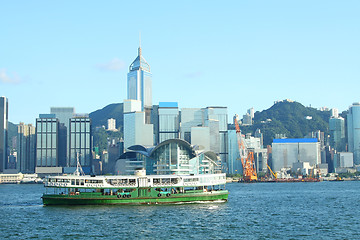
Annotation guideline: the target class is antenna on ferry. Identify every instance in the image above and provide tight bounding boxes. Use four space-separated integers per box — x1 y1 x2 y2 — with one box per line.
74 152 85 176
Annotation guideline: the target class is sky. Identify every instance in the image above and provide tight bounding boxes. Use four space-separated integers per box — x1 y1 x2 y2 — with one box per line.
1 1 360 124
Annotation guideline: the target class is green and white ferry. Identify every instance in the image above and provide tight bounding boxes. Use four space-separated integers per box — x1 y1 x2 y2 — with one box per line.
42 169 228 205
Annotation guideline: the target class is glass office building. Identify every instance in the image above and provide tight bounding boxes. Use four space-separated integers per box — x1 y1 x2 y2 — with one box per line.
127 46 152 111
180 108 203 143
204 107 228 171
36 116 59 167
68 117 92 168
158 102 180 144
347 103 360 165
0 96 8 172
17 123 36 173
329 117 345 152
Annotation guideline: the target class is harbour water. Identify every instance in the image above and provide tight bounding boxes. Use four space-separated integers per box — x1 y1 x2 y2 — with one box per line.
1 181 359 239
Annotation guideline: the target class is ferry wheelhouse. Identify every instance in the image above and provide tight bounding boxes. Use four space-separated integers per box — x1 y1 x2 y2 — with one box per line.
42 170 228 205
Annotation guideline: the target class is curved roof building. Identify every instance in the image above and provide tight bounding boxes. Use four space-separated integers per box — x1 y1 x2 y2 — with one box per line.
117 139 220 175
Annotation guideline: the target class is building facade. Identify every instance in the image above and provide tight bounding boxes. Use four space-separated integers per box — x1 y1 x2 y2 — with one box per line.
180 108 203 143
0 96 8 172
347 103 360 165
36 116 59 168
68 117 92 170
227 130 242 174
17 123 36 173
123 99 153 149
117 139 219 175
329 117 345 152
204 107 228 171
107 118 116 131
272 138 321 172
157 102 180 144
50 107 75 162
127 45 152 112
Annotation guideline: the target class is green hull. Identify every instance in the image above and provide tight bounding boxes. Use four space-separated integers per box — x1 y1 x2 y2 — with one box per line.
42 191 228 205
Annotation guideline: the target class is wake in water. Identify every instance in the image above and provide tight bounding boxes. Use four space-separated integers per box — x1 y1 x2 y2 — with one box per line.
173 199 227 205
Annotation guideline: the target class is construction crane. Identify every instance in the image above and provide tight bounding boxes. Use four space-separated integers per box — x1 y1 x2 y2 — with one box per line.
266 163 277 179
234 116 257 182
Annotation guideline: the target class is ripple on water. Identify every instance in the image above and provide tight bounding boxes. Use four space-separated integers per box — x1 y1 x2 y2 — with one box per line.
1 182 360 239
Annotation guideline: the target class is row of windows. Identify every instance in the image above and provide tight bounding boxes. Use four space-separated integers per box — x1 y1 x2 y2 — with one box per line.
70 133 91 148
70 121 91 133
37 134 57 148
69 149 91 167
36 149 57 167
36 121 57 133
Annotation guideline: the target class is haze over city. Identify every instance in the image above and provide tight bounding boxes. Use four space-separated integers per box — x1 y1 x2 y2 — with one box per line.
1 1 359 124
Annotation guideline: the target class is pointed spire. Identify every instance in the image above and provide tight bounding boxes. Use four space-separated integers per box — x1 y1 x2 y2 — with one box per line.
138 31 142 57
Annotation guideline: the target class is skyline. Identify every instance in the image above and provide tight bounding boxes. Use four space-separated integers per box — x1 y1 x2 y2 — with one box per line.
1 1 360 124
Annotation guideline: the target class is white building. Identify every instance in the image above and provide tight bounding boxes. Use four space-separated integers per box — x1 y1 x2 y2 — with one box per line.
334 152 354 169
127 45 152 111
107 118 116 131
180 108 204 143
123 99 153 149
272 138 321 172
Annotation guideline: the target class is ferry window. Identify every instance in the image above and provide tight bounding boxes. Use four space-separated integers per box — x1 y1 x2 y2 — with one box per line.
76 179 79 185
121 179 128 184
153 179 160 184
171 178 178 184
184 178 199 183
80 180 84 186
85 180 89 183
129 179 136 185
161 178 170 184
71 179 75 185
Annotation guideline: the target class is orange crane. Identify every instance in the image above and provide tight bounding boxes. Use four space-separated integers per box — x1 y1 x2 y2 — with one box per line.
234 116 257 182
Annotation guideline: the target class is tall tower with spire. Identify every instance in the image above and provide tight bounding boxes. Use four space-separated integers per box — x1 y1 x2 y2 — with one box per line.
127 40 152 113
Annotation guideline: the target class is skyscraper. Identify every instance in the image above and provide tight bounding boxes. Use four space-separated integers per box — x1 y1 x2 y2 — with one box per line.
17 123 36 173
127 44 152 113
68 116 92 172
347 103 360 165
50 107 75 162
329 116 345 152
50 107 75 130
123 99 153 149
0 96 8 172
36 115 59 168
157 102 180 143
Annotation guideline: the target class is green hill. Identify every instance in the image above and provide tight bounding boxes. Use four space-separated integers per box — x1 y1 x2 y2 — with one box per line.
89 103 123 129
241 101 330 146
89 103 124 151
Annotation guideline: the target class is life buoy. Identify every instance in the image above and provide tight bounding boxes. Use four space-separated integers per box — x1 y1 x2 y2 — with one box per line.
127 194 131 198
157 193 162 197
166 193 171 197
117 194 120 198
122 194 127 198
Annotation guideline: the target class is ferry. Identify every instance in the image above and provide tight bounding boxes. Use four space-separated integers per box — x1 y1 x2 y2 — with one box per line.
42 169 229 205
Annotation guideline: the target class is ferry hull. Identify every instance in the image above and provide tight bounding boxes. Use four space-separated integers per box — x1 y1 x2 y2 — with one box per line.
42 191 229 205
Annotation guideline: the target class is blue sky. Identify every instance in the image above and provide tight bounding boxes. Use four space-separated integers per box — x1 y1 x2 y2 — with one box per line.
1 1 359 124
